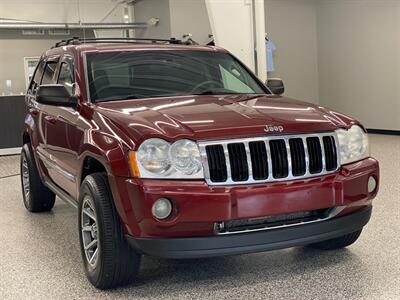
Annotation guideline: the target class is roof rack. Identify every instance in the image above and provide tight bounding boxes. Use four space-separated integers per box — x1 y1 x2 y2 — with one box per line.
52 37 187 48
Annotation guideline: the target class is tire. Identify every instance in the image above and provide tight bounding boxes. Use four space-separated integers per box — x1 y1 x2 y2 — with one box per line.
20 144 56 212
78 172 141 290
308 229 363 250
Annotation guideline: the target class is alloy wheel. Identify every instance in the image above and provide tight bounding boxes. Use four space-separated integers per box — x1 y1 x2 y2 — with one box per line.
21 154 30 203
81 195 99 268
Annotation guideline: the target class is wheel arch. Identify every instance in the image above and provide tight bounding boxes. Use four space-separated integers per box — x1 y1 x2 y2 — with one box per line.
77 142 131 183
78 142 134 234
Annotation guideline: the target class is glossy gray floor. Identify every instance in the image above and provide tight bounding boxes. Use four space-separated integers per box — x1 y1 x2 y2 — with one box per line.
0 134 399 300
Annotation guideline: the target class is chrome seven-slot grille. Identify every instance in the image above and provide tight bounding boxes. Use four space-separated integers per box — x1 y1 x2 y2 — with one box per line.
198 133 339 185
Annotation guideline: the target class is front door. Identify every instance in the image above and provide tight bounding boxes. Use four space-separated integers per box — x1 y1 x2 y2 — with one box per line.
44 55 82 199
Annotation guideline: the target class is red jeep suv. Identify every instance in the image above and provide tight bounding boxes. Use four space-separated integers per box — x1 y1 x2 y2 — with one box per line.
21 38 379 289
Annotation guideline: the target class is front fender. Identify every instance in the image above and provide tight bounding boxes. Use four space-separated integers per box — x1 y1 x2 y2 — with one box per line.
78 132 135 234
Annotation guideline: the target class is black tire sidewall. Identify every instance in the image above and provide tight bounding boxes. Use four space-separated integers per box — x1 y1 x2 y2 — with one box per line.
78 173 140 289
20 148 32 211
78 180 103 286
20 144 55 212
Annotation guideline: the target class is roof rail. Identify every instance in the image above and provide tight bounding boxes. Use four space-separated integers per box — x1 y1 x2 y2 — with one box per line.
51 37 186 48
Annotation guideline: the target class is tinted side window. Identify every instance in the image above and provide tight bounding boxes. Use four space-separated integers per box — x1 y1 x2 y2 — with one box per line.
29 60 45 94
42 61 59 84
58 62 74 94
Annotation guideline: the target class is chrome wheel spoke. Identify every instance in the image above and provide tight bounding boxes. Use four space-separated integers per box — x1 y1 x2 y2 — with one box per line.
89 248 98 264
83 207 96 221
82 225 92 232
21 155 31 201
81 196 100 267
84 239 97 250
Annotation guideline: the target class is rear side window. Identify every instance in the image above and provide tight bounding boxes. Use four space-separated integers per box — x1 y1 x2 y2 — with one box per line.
29 60 45 94
42 61 59 84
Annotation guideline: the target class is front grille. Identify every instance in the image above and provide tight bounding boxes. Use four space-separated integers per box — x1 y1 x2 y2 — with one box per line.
199 133 339 185
227 143 249 181
215 209 331 235
289 138 306 176
205 145 227 182
323 136 338 171
307 137 323 174
249 141 268 180
269 140 288 178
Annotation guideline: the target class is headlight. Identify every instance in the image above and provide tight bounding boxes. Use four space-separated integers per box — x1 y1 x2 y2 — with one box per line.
136 138 171 175
170 139 202 175
132 138 204 179
335 125 369 165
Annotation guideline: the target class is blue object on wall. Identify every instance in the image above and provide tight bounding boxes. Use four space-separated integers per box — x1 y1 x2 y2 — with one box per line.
266 39 277 73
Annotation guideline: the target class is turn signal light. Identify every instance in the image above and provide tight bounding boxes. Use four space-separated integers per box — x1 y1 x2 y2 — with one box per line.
129 151 140 177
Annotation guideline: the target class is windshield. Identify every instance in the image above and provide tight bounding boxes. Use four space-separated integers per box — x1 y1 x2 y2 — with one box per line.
86 50 268 102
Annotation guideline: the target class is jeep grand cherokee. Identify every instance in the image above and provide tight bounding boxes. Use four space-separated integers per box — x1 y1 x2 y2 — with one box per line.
21 37 379 289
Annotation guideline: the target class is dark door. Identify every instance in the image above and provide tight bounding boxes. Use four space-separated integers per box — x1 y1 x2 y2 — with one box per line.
25 59 50 176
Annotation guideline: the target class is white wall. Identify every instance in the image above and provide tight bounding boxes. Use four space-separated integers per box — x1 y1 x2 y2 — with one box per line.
206 0 255 72
0 0 123 23
0 0 124 94
265 0 319 104
170 0 211 44
133 0 211 43
317 0 400 130
0 31 95 95
133 0 171 39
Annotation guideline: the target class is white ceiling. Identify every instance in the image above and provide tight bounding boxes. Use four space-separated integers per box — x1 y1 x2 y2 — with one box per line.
0 0 123 23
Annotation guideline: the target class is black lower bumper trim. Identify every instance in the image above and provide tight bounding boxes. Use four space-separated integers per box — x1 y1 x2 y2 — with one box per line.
126 207 372 259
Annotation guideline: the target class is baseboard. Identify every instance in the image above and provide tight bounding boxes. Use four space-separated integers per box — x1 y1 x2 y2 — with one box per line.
0 147 21 156
367 129 400 136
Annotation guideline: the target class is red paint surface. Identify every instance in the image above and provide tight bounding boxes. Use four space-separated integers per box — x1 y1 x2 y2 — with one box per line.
24 43 379 239
117 158 378 238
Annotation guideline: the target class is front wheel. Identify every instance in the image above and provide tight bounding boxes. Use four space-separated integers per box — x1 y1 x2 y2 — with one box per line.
78 173 141 289
308 229 363 250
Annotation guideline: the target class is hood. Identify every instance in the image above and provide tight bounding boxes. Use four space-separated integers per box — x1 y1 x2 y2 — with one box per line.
94 94 356 148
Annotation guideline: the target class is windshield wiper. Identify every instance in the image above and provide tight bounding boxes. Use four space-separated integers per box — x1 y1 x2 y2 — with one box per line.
192 90 225 95
99 94 141 102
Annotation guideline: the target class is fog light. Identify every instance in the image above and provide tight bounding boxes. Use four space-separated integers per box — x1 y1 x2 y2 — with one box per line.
152 198 172 220
368 176 377 193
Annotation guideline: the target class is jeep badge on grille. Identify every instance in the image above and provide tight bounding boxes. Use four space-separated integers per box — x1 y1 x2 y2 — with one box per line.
264 125 284 133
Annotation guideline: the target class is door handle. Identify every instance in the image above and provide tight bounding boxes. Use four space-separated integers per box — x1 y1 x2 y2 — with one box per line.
44 115 57 124
29 108 39 116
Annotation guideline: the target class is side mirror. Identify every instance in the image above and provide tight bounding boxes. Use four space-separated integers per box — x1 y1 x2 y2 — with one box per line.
37 84 77 108
266 78 285 96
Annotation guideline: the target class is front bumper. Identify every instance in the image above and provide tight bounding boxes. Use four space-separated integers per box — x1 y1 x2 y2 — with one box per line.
112 158 379 238
126 206 372 259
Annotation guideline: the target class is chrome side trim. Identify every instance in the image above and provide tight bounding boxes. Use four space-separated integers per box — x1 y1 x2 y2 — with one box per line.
214 206 347 236
37 151 76 183
198 132 339 186
43 177 78 209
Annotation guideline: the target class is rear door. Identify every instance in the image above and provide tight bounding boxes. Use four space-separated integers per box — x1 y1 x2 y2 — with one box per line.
32 56 61 179
26 58 46 152
26 57 56 179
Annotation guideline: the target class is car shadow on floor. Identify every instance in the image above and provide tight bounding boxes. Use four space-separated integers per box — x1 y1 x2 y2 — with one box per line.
117 239 368 298
25 200 370 297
